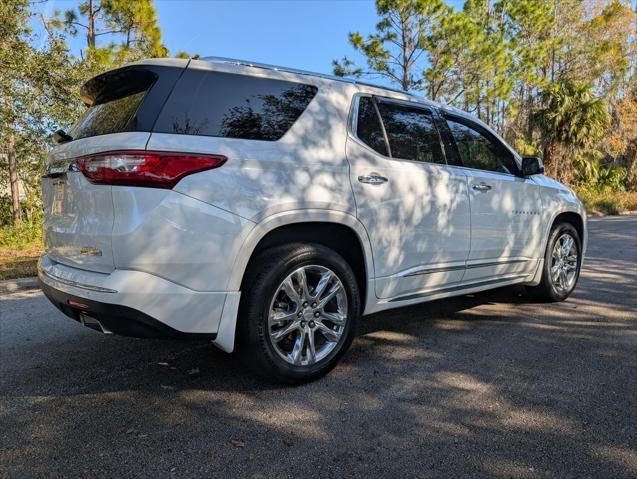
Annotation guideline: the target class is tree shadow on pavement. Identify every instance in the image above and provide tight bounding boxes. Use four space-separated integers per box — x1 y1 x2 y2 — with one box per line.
1 217 636 477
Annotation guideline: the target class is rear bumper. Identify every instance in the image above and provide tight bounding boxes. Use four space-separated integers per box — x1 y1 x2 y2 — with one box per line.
38 255 240 350
40 280 214 339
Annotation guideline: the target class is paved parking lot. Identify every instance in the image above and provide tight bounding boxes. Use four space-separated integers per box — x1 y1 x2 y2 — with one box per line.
1 215 636 478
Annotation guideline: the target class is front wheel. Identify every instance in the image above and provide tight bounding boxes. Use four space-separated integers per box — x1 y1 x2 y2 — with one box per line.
237 243 360 384
527 222 582 302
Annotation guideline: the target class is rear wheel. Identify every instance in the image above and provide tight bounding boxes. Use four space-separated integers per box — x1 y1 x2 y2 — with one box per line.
237 243 360 384
527 222 582 302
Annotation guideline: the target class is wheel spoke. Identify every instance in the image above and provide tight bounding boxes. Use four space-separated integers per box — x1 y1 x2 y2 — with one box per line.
559 269 568 288
281 277 301 305
271 321 299 342
290 330 306 365
320 310 346 325
551 263 561 282
317 282 342 309
313 270 333 300
562 236 574 256
307 329 317 364
295 268 311 300
316 321 340 342
269 310 298 325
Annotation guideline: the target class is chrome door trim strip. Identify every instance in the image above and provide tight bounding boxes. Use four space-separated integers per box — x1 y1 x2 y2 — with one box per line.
404 258 528 278
388 275 526 303
403 264 466 277
466 259 528 269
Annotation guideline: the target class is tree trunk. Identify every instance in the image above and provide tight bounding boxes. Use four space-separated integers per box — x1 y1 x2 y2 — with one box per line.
543 137 559 179
627 143 637 191
544 138 574 184
400 9 412 91
7 133 21 223
87 0 96 48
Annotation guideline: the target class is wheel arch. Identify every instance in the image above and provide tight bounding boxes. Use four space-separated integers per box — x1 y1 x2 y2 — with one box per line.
551 211 584 242
228 210 375 308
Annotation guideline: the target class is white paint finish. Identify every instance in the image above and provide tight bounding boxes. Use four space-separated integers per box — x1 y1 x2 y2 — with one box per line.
39 60 590 351
42 132 152 274
111 188 254 292
533 175 588 257
224 208 376 304
346 135 471 299
150 68 359 222
364 273 535 316
213 292 241 353
463 169 543 281
39 255 227 334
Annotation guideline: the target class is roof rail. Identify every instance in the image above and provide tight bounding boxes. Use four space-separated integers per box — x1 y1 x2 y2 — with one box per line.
200 56 421 99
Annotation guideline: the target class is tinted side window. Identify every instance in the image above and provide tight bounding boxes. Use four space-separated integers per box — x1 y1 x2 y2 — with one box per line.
356 97 388 156
377 102 444 164
154 70 318 141
446 118 517 174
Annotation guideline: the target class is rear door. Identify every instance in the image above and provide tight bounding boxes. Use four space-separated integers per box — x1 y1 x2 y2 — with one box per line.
42 64 184 273
347 96 471 300
442 114 543 283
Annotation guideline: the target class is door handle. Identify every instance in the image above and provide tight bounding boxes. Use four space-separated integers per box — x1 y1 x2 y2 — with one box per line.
358 174 388 185
472 183 492 192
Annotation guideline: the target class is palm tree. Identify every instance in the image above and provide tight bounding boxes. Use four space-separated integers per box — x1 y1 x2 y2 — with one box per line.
534 81 609 183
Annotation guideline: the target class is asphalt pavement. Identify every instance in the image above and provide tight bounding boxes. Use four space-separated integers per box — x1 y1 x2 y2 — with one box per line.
1 215 636 478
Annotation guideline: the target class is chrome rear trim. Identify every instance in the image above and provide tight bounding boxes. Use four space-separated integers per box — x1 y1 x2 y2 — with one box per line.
39 267 118 294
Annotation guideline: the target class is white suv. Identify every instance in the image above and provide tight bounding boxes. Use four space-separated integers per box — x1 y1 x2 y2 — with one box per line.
39 57 587 383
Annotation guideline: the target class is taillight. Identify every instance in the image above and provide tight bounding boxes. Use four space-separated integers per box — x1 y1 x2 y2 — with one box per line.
76 151 227 189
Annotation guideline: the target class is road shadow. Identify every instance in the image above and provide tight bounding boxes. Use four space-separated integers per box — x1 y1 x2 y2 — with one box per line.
1 217 636 477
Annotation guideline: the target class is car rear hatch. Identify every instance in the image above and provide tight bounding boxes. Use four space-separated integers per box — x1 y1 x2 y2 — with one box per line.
42 62 186 273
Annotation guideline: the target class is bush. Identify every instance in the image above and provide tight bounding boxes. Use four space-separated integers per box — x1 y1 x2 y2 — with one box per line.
573 155 629 192
0 218 42 249
574 187 637 215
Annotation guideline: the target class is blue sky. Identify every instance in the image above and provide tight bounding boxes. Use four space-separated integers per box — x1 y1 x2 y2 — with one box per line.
31 0 464 87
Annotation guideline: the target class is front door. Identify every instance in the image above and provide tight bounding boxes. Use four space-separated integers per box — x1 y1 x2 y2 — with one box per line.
347 96 471 300
443 114 543 283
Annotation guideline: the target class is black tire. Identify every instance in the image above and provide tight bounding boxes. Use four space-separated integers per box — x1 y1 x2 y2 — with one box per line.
237 243 360 384
527 222 582 302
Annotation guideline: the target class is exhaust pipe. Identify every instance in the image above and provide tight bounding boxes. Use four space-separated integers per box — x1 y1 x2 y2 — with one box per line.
79 313 113 335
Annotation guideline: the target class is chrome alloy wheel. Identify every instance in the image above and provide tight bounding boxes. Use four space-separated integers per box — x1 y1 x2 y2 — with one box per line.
268 265 349 366
550 233 578 294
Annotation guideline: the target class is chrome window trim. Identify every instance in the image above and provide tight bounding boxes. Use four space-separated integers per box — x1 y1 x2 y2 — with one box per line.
348 93 454 169
443 112 523 175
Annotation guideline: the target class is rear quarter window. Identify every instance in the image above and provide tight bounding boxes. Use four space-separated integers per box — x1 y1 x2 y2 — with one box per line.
153 70 318 141
70 68 157 140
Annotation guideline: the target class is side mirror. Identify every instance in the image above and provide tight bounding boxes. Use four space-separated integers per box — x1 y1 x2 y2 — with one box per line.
521 156 544 176
52 129 73 144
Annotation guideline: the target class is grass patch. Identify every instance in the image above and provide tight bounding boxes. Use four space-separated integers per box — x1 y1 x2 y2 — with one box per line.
0 220 43 280
574 189 637 215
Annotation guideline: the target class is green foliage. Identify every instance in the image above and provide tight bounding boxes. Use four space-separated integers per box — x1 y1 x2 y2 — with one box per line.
573 155 628 192
534 82 610 149
0 218 42 249
574 188 637 215
335 0 637 197
333 0 450 91
1 0 175 227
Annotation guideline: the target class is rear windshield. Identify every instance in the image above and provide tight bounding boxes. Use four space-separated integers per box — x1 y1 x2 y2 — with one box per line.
70 68 157 140
153 70 318 141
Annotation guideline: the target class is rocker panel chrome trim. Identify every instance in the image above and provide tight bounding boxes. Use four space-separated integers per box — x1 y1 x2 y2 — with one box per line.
403 258 529 278
388 275 527 303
